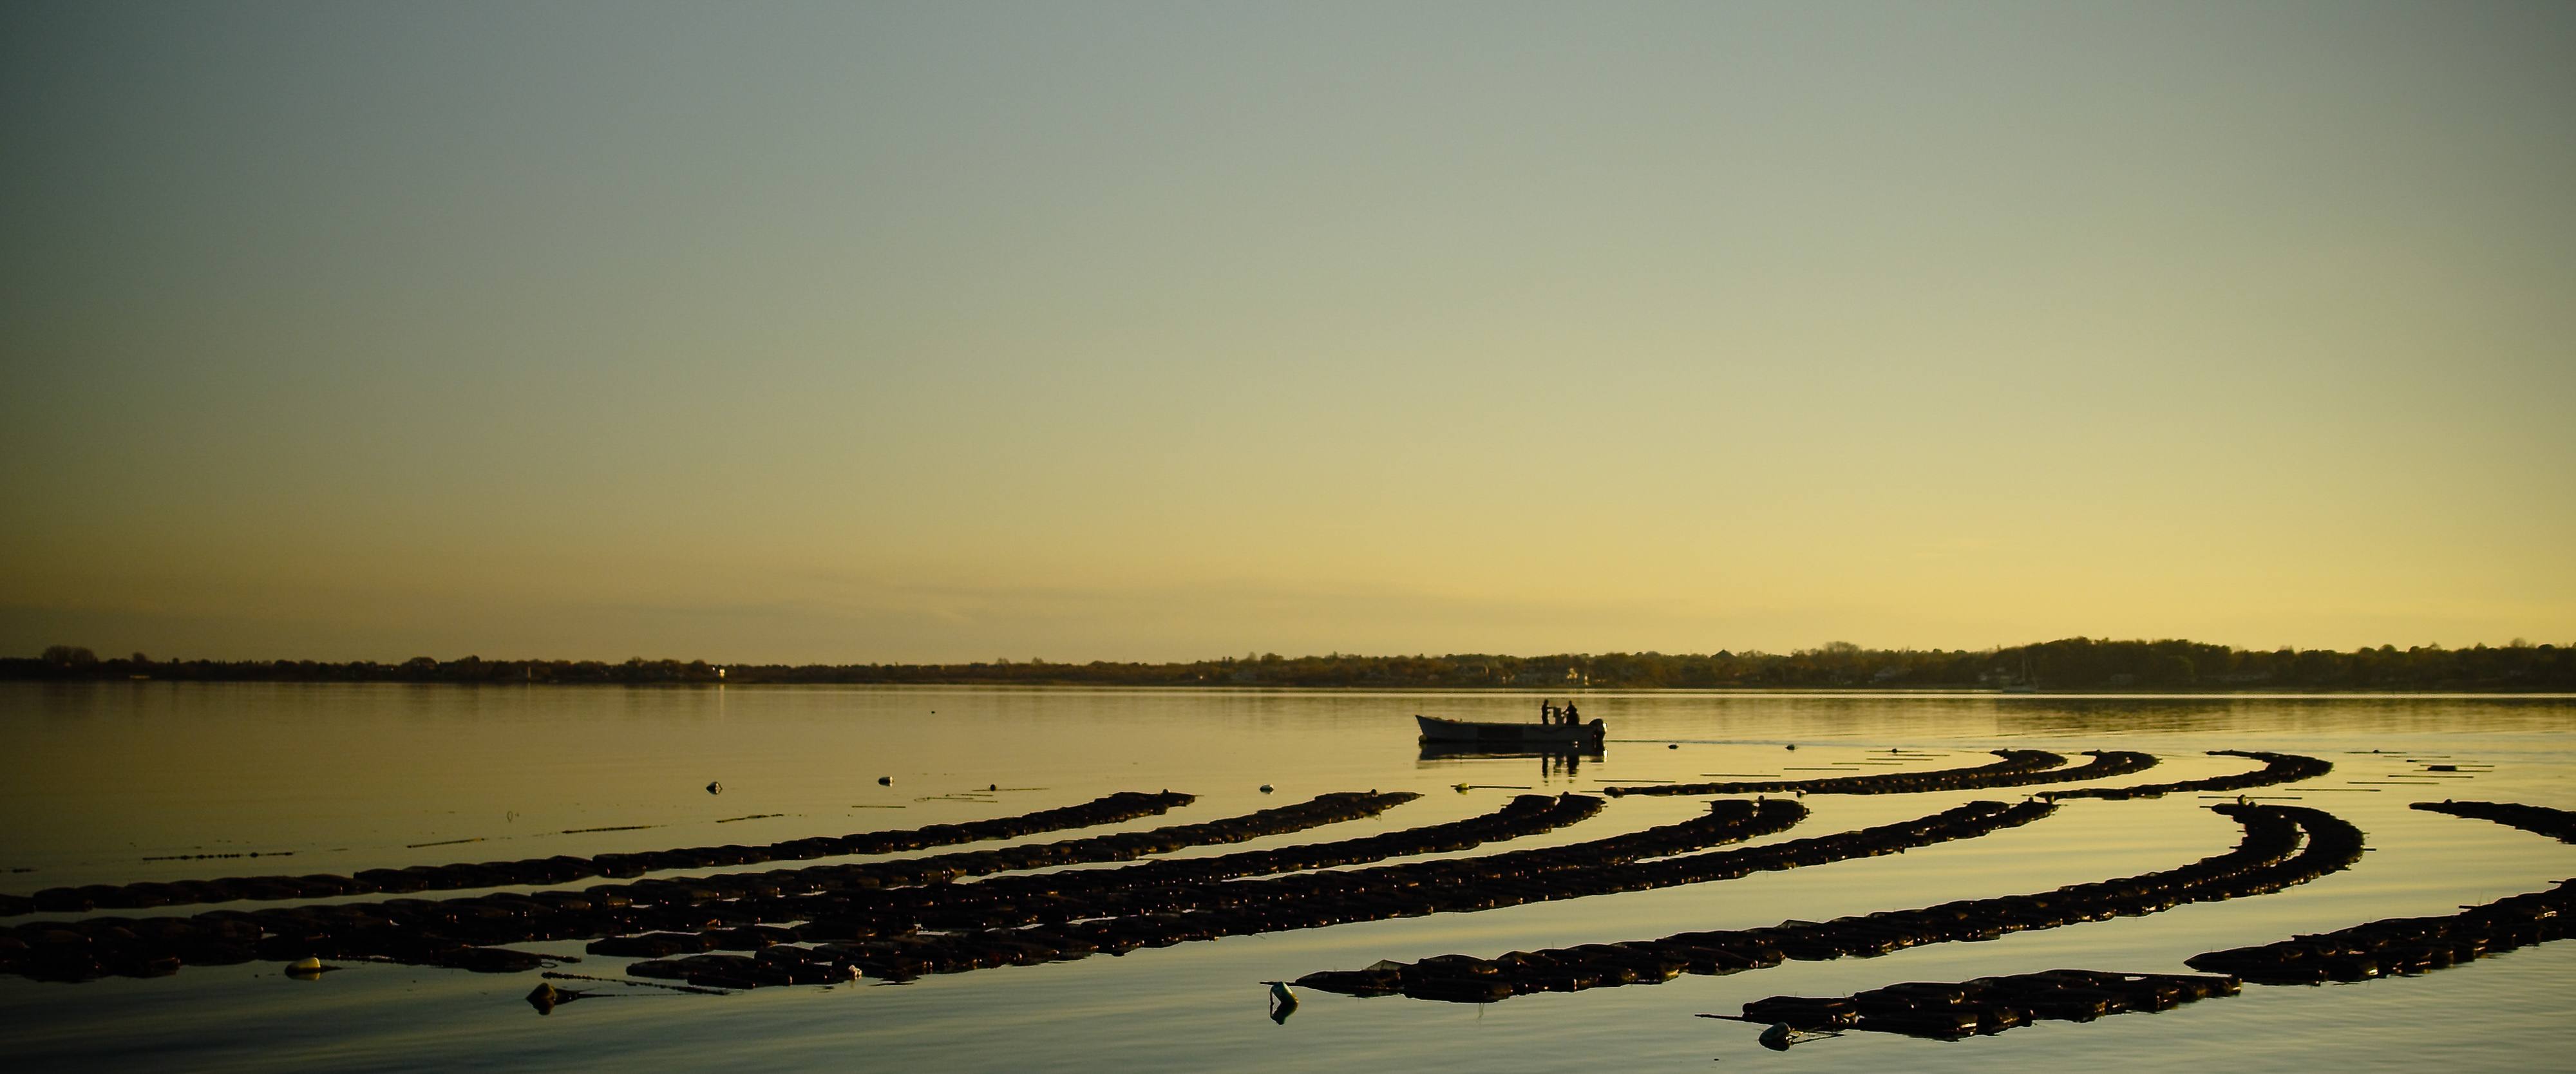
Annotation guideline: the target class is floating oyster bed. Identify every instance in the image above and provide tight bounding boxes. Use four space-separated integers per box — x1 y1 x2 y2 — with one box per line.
2187 878 2575 983
802 791 1609 934
1291 802 2362 1002
0 790 1201 916
1732 969 2242 1039
617 796 1816 984
14 742 2553 1035
2409 799 2576 843
1713 805 2576 1048
1599 749 2155 798
0 790 1416 983
2186 803 2576 982
612 798 2058 988
2042 749 2336 800
587 791 1618 963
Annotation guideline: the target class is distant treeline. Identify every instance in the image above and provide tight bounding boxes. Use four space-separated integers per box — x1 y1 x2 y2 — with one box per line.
7 637 2571 691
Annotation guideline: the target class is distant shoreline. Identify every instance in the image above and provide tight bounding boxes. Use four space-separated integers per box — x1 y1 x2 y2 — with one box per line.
10 637 2569 692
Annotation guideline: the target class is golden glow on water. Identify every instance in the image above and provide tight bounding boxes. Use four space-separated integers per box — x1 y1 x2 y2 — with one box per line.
5 683 2571 1072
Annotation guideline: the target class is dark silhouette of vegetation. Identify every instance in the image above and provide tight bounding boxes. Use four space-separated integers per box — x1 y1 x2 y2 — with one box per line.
5 637 2568 691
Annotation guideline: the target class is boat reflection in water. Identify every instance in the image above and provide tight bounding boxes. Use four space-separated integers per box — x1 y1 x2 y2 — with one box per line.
1416 739 1604 778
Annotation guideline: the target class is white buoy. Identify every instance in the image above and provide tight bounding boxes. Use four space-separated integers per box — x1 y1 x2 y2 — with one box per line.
1265 980 1299 1023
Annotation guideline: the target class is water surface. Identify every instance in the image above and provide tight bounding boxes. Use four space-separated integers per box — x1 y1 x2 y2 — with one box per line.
3 683 2571 1072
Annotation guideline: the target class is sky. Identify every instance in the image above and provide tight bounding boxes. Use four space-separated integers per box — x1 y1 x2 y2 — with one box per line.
3 1 2571 664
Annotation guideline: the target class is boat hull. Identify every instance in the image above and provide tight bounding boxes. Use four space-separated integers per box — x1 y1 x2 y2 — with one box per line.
1416 714 1605 744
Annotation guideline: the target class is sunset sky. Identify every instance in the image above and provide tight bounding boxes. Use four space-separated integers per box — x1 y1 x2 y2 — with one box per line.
3 2 2570 663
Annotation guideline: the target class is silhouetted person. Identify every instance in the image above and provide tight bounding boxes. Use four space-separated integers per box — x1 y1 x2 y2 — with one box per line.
1563 701 1580 724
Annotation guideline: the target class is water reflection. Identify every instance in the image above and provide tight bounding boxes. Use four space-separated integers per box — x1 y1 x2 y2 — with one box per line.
1759 1023 1840 1051
1984 694 2576 737
1415 740 1602 779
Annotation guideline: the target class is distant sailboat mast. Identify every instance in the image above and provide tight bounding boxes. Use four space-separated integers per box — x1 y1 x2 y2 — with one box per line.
2002 651 2037 693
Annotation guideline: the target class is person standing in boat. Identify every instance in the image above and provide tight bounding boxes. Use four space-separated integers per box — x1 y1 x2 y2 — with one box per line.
1540 699 1556 723
1562 701 1580 725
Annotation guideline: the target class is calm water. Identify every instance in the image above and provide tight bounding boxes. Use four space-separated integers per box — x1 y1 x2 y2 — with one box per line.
3 683 2573 1073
